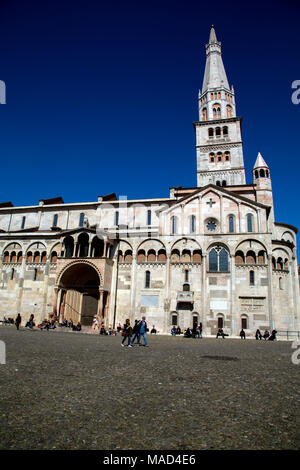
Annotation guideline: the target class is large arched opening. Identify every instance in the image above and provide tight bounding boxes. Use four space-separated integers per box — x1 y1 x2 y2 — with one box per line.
57 262 105 327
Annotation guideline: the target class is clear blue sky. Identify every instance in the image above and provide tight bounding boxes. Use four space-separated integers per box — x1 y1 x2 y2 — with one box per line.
0 0 299 248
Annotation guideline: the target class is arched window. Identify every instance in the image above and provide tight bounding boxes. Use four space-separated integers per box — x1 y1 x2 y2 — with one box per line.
222 180 227 187
3 251 9 263
193 250 202 263
183 283 190 291
279 277 283 290
228 215 234 233
209 248 218 272
216 181 221 186
235 251 244 264
33 251 40 263
50 251 57 263
259 169 265 177
241 316 248 329
145 270 151 288
147 250 156 262
254 170 259 179
213 103 221 119
209 247 229 272
217 152 222 162
224 151 230 161
182 250 191 262
77 233 89 257
226 105 233 118
41 251 47 263
223 126 228 136
124 250 133 263
27 251 33 263
64 236 74 258
10 251 17 263
171 249 180 262
79 213 85 227
277 258 283 270
171 216 177 235
137 250 146 262
190 215 196 234
216 127 221 137
208 128 214 138
210 153 215 163
157 249 167 262
202 108 207 121
246 251 256 264
249 270 255 286
52 214 58 227
219 248 229 272
257 251 265 264
247 214 253 233
17 252 23 263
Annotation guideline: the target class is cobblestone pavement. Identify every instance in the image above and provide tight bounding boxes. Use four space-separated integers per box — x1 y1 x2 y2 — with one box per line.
0 326 299 450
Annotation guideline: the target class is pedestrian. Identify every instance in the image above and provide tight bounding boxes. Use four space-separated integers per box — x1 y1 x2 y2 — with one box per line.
267 329 277 341
216 328 227 339
15 313 21 330
255 329 262 340
25 314 35 329
192 323 198 338
137 316 148 346
262 330 269 340
150 325 157 334
121 319 132 347
131 320 140 344
240 329 246 339
198 322 203 338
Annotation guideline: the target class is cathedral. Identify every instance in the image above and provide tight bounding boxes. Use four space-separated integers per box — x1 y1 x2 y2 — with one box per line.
0 26 299 336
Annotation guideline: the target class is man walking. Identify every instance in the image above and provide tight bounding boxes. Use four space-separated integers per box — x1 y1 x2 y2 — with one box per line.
15 313 21 330
137 316 148 347
131 319 141 345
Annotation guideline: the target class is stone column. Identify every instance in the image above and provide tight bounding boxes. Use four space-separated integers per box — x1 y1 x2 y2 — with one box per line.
220 195 223 233
238 202 241 233
267 253 274 330
98 290 104 320
230 255 235 334
130 252 137 322
201 254 207 326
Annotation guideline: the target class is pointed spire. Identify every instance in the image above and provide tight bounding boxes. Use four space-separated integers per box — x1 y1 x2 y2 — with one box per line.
209 25 218 44
201 26 230 93
253 151 269 169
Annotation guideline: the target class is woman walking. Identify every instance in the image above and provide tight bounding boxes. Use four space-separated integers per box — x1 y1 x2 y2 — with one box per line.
121 318 132 347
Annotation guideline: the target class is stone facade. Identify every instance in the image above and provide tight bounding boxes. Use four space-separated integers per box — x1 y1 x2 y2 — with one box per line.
0 26 299 336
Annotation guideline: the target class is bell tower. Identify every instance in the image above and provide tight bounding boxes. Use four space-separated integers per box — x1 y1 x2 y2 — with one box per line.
194 26 246 187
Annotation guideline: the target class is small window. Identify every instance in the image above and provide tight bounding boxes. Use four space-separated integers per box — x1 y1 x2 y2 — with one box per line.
185 270 189 282
147 210 151 226
10 268 15 280
52 214 58 227
79 213 85 227
279 277 283 290
190 215 196 234
228 216 234 233
114 211 119 226
172 314 178 326
241 317 248 329
33 268 37 281
249 270 255 286
21 216 26 230
171 216 177 235
145 271 150 288
217 317 224 329
247 214 253 233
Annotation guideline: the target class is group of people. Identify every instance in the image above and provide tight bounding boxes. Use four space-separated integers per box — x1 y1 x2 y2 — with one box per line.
255 329 277 341
171 323 203 338
121 317 148 347
58 319 81 331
